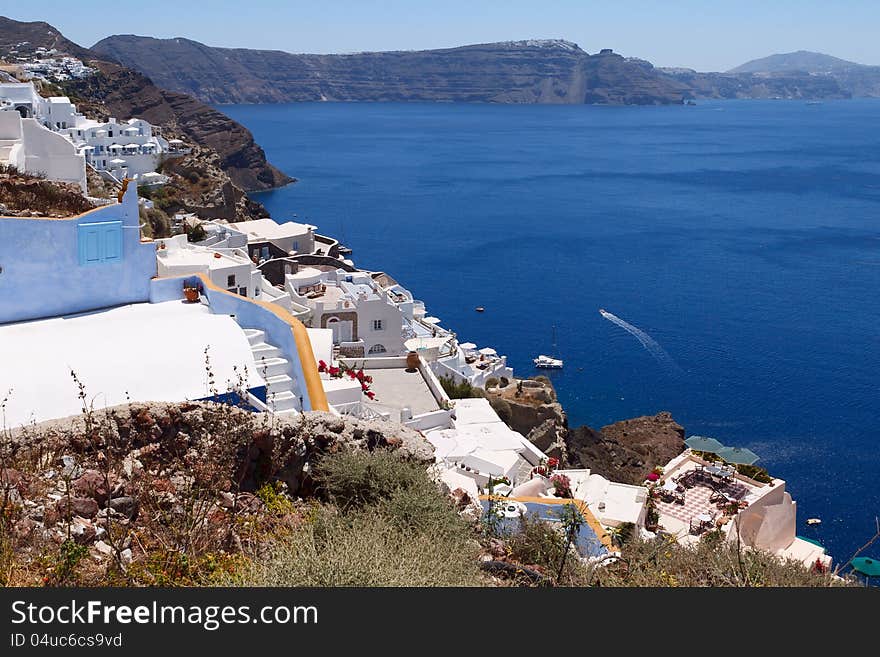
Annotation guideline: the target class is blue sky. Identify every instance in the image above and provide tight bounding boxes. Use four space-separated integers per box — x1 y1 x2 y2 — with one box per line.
5 1 880 71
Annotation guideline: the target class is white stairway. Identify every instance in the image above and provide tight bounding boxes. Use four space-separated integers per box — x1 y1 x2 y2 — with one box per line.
243 328 300 413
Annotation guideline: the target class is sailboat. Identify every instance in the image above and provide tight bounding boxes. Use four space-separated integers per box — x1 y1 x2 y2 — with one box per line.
534 324 563 369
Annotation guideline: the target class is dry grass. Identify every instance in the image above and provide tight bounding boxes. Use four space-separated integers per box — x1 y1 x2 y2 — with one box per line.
589 532 851 587
224 505 483 587
0 165 95 217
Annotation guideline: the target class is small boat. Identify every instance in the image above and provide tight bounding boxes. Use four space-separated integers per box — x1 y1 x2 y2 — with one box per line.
534 324 563 368
806 518 821 525
534 355 563 369
475 306 485 312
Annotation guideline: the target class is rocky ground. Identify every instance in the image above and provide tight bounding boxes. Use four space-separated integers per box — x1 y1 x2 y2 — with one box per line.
0 402 435 586
0 166 97 217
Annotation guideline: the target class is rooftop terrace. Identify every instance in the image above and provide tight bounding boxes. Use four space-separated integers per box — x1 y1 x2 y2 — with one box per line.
0 301 264 428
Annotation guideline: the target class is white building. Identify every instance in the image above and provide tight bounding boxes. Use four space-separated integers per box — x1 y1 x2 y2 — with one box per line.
156 234 263 299
285 267 406 357
426 398 546 489
0 104 86 192
231 218 317 260
63 117 181 180
652 450 832 569
0 82 184 183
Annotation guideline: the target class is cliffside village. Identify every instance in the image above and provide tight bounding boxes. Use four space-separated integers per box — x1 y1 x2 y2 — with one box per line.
0 76 832 572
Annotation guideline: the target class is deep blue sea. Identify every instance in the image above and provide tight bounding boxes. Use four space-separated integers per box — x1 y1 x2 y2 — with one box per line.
222 100 880 562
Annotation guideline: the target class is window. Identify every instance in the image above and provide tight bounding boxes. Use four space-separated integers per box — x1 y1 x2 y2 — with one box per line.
77 221 122 266
368 344 387 354
238 287 247 297
372 320 384 331
292 241 299 252
227 274 236 287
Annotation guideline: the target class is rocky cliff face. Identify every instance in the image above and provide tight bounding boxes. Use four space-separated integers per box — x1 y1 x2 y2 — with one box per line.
92 36 688 106
661 69 852 100
565 412 686 485
486 377 686 484
486 380 569 461
0 17 292 222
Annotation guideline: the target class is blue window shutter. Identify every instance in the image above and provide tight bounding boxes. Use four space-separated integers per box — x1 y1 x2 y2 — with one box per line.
103 223 122 263
78 226 101 265
78 220 123 266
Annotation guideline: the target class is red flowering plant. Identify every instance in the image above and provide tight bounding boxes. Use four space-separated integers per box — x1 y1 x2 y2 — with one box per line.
317 360 343 379
530 456 560 479
550 473 573 499
339 362 376 400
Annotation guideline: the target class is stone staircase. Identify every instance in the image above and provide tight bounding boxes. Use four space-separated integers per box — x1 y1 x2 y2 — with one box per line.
243 328 299 413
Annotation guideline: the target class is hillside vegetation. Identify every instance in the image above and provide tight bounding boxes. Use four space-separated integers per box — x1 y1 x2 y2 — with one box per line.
0 395 850 588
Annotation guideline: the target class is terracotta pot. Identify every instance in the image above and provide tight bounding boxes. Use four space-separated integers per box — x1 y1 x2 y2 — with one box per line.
183 287 199 302
406 351 420 370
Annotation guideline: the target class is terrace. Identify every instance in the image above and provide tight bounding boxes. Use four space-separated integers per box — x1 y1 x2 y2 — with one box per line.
652 452 777 542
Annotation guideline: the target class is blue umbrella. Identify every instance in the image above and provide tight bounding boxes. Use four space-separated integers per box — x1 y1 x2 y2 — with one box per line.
685 436 726 453
715 446 760 465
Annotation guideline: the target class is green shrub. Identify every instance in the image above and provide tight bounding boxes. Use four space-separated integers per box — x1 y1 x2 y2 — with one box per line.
224 506 482 586
735 464 773 483
438 375 484 399
187 222 207 243
312 449 431 511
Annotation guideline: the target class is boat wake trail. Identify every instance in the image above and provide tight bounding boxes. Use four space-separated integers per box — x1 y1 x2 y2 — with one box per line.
599 309 683 375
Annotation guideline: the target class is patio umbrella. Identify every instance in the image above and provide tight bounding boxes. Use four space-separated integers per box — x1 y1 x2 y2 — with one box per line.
478 347 497 356
423 316 441 324
715 446 760 465
685 435 726 453
459 342 477 350
850 557 880 578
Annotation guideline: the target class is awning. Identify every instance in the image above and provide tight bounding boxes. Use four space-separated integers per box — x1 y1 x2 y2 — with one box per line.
685 435 726 453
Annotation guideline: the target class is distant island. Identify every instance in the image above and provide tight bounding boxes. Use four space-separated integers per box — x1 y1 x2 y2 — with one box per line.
92 35 880 105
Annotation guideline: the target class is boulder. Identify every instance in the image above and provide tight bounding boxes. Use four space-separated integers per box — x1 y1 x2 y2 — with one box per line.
108 496 139 519
69 517 97 544
56 496 99 519
72 470 111 503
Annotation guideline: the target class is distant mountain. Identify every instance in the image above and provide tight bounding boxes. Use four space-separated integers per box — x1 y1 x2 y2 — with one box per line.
728 50 863 74
92 35 689 105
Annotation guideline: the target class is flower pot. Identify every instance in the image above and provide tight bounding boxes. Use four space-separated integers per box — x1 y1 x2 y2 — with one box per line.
183 287 199 302
406 351 420 370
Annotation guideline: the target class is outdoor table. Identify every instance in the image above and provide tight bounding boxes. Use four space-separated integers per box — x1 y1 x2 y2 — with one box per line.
696 513 713 524
705 465 734 480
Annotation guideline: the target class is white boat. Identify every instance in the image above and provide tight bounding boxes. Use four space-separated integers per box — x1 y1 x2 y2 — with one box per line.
534 354 563 369
534 324 563 368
